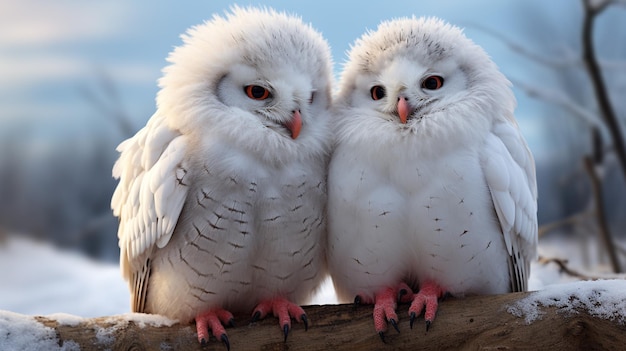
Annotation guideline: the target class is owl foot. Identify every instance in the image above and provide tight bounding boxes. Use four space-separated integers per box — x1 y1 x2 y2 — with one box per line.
396 281 415 303
353 293 375 307
251 297 308 342
407 280 445 331
372 286 401 342
195 308 235 350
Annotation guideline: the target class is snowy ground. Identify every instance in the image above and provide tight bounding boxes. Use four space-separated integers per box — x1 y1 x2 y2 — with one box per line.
0 236 340 317
0 236 129 317
2 232 621 317
0 234 624 350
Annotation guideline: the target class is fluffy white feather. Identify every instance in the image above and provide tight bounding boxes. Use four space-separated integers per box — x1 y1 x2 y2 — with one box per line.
327 17 537 336
111 6 332 346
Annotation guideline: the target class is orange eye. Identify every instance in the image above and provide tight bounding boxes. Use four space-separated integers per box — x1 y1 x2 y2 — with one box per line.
421 76 444 90
244 85 271 100
370 85 386 100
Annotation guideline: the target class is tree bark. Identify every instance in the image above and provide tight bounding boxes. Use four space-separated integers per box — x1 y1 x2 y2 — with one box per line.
23 290 626 351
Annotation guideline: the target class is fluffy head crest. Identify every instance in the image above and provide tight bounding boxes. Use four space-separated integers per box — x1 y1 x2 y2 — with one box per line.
338 16 515 125
341 17 509 96
156 6 333 130
350 17 458 71
334 16 517 158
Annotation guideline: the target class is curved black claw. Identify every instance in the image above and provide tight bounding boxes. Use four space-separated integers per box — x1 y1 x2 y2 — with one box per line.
200 338 208 347
227 318 236 328
425 320 432 332
220 333 230 351
301 314 309 331
389 318 400 333
409 312 416 330
379 331 386 343
397 288 408 303
283 324 290 343
353 295 361 310
250 311 261 324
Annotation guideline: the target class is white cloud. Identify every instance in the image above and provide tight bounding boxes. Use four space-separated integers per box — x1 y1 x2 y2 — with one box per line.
0 1 159 111
0 1 134 46
0 55 88 83
108 63 162 85
0 54 160 90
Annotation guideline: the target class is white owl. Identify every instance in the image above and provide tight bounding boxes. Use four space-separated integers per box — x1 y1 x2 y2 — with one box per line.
111 7 333 348
327 17 537 340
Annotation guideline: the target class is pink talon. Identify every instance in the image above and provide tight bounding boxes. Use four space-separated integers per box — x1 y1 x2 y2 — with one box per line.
407 280 445 330
195 308 234 349
251 297 308 342
373 287 399 334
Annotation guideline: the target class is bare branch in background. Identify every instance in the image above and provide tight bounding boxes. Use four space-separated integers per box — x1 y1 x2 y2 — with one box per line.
583 155 622 272
468 24 579 68
490 0 626 273
77 67 136 138
580 0 625 273
470 22 626 71
582 0 626 181
510 78 603 129
587 0 613 12
538 211 594 238
537 256 608 280
617 241 626 256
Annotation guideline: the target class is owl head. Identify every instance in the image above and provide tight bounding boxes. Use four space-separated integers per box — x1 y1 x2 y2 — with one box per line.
156 6 333 164
335 17 516 155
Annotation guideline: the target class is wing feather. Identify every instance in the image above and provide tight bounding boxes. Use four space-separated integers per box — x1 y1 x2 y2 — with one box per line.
481 120 538 292
111 113 189 310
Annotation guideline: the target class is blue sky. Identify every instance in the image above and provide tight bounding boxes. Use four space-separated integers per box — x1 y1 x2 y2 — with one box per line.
2 0 626 190
0 0 588 151
2 0 626 251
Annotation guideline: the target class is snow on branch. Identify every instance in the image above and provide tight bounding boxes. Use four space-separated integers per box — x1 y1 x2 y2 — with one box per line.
1 280 625 350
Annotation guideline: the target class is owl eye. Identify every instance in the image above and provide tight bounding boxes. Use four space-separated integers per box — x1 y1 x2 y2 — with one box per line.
421 76 444 90
244 85 271 100
370 85 386 100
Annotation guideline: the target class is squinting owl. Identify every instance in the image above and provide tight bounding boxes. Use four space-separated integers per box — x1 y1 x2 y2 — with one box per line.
327 17 537 340
111 6 333 348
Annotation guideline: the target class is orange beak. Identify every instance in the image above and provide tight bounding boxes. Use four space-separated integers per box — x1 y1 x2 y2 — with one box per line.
285 110 302 139
397 98 409 124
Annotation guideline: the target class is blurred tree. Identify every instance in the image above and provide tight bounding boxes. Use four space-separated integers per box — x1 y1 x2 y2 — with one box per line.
0 68 140 262
506 0 626 273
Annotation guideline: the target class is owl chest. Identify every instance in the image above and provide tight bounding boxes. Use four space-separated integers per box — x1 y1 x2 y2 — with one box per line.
184 161 324 237
152 155 326 313
345 150 495 238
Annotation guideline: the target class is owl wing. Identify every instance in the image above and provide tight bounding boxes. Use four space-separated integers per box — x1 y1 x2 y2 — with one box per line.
481 119 538 292
111 112 189 311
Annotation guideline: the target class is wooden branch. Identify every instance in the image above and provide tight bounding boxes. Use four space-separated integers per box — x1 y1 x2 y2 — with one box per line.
20 290 626 350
